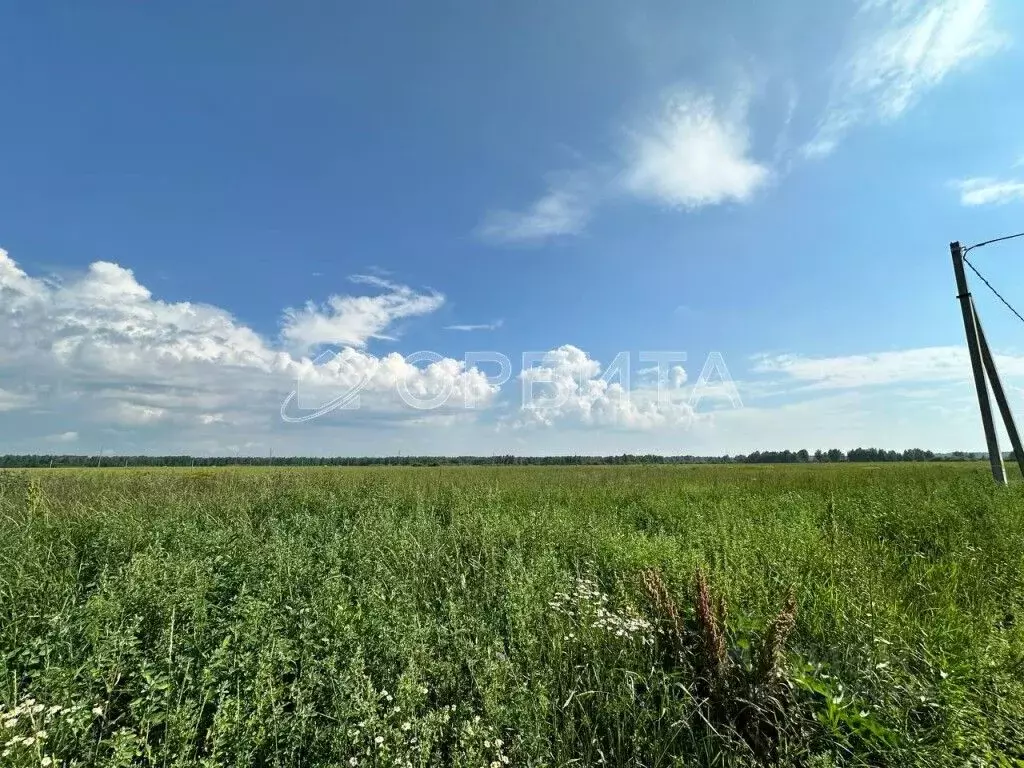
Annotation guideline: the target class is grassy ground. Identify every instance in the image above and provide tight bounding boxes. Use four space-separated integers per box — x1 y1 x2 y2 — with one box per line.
1 464 1024 767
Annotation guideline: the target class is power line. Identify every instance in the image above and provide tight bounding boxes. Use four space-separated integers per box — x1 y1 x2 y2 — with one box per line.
962 255 1024 328
963 231 1024 255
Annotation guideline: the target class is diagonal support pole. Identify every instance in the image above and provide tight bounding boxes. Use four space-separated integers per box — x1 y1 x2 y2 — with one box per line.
974 301 1024 480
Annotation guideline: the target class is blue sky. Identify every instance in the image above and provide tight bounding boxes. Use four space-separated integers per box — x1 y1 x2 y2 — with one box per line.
3 0 1024 456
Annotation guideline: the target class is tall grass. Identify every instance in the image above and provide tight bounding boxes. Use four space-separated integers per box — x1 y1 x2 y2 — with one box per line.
1 464 1023 766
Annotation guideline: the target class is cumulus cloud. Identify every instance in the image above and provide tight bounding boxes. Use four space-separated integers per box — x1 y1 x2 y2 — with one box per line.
954 177 1024 206
638 364 687 388
622 91 770 208
805 0 1007 157
511 345 697 429
0 248 499 444
11 242 1020 454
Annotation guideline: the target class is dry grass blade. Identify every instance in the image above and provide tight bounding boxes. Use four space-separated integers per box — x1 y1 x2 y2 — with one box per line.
755 589 797 687
694 566 728 693
640 567 687 661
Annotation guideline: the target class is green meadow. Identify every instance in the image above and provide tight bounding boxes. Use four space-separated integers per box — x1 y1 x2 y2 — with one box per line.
2 464 1023 767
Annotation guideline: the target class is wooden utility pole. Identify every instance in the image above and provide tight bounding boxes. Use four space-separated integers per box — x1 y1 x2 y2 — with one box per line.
951 241 1007 484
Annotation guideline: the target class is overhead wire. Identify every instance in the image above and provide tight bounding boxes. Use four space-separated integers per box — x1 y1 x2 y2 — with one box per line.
960 233 1024 327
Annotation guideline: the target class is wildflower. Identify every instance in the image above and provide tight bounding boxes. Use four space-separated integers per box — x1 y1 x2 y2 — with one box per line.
2 718 16 729
91 706 103 717
485 740 491 748
23 737 35 746
42 758 53 767
495 739 503 748
374 736 384 746
401 721 411 731
491 762 501 768
418 686 428 695
36 730 48 740
1 749 8 758
501 757 510 764
349 759 359 767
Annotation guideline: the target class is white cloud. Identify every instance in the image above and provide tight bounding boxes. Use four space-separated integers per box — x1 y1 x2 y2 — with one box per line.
752 346 1024 390
805 0 1006 157
475 175 590 245
637 364 687 388
104 402 170 426
0 388 34 412
623 91 770 208
511 345 697 430
954 177 1024 206
444 320 503 332
476 85 771 243
281 275 443 352
9 244 1024 455
0 248 499 448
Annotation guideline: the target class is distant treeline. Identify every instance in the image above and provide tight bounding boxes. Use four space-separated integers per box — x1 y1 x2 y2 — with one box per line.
0 448 998 468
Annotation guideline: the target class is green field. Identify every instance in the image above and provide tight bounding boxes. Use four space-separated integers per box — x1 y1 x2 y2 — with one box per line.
2 464 1024 767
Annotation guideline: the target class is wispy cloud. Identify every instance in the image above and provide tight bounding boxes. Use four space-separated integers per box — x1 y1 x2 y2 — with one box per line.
622 90 770 208
476 86 769 244
281 275 444 352
805 0 1007 158
0 388 34 412
444 320 504 332
954 177 1024 206
752 346 1024 390
475 176 591 245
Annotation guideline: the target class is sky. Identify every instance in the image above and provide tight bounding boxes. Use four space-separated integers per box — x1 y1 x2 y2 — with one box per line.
3 0 1024 457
